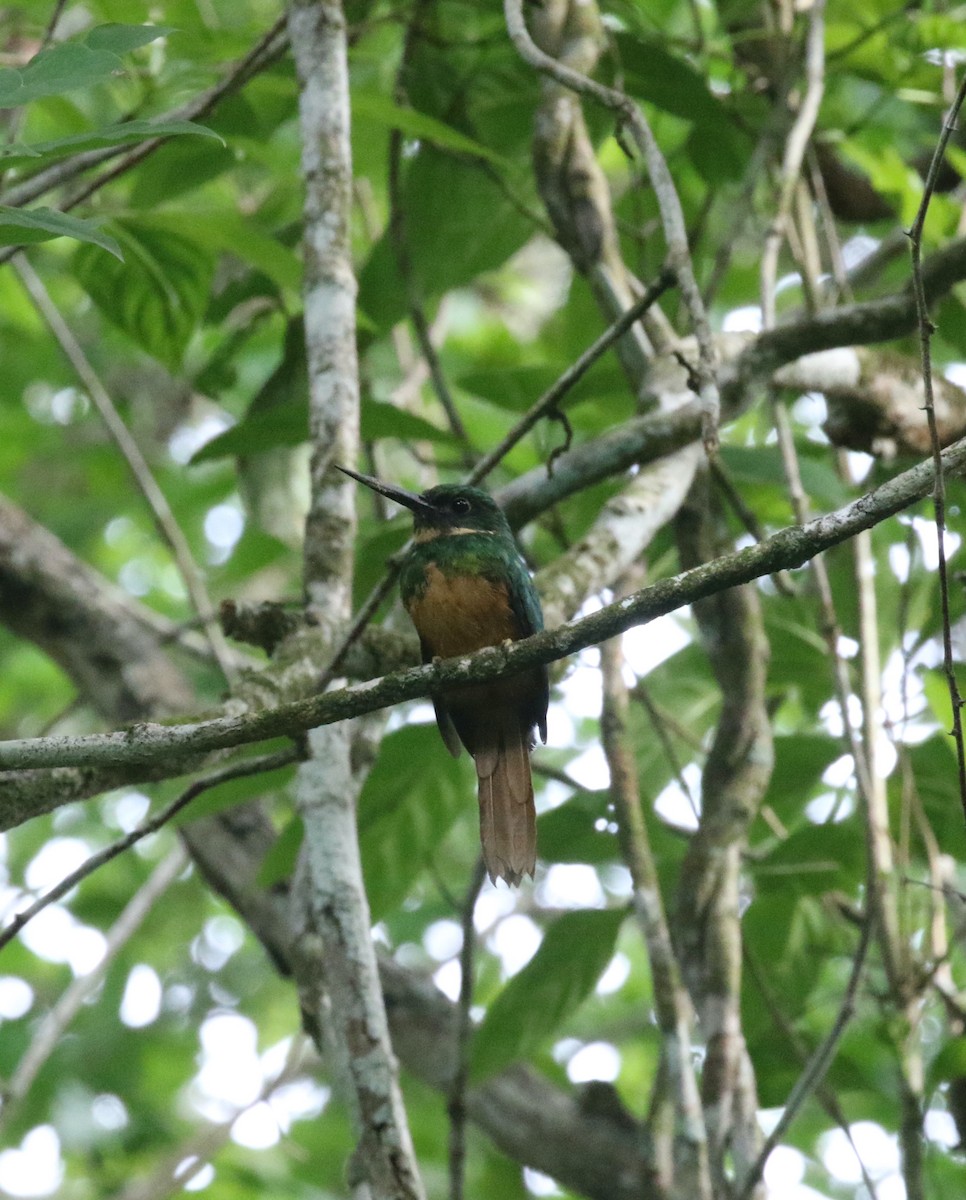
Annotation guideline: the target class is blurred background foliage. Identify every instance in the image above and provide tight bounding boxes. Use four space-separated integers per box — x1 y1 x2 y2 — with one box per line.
0 0 965 1197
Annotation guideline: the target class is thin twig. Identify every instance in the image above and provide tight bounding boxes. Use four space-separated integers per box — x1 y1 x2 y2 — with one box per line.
702 117 779 309
744 946 880 1200
13 256 238 684
807 145 853 304
634 680 699 821
851 483 923 1200
316 551 407 690
503 0 720 452
0 846 188 1127
0 749 296 954
448 859 486 1200
851 506 905 996
710 456 797 596
772 400 906 994
907 70 966 829
760 0 826 330
546 409 574 477
532 761 597 793
600 628 710 1197
737 913 873 1200
469 270 676 486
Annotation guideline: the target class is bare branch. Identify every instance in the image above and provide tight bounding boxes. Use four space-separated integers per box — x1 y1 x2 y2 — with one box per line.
504 0 719 447
470 269 677 487
13 256 238 683
0 749 295 954
737 917 874 1200
0 847 187 1130
286 0 423 1195
907 72 966 828
673 479 771 1192
760 0 826 329
0 492 195 722
601 630 710 1199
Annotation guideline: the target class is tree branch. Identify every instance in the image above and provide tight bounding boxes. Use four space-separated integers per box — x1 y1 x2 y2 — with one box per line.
908 73 966 828
601 628 710 1199
504 0 720 446
673 479 771 1193
2 436 964 785
13 256 238 683
500 237 966 526
0 847 187 1129
286 0 423 1195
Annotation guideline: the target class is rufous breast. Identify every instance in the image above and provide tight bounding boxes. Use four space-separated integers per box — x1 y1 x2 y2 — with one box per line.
406 563 520 659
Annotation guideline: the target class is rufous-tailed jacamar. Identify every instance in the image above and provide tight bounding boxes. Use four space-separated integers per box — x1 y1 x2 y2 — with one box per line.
337 466 548 885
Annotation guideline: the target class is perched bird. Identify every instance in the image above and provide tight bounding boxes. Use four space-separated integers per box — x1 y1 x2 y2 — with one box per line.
337 465 548 885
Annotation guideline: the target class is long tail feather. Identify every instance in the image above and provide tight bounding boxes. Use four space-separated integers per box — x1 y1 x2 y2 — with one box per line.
475 715 536 886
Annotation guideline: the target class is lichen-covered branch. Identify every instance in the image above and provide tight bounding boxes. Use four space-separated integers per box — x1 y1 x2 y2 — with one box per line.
2 435 964 789
286 0 423 1194
673 477 772 1194
601 632 710 1200
505 0 720 443
537 445 701 631
526 0 657 383
0 493 195 721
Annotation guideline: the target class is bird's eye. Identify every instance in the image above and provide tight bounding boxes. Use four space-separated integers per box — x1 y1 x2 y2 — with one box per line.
452 497 471 515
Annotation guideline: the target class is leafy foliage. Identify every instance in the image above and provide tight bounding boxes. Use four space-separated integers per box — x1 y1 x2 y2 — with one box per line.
0 1 965 1199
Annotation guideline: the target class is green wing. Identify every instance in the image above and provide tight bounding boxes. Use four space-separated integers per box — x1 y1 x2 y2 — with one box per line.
500 553 549 743
502 552 544 637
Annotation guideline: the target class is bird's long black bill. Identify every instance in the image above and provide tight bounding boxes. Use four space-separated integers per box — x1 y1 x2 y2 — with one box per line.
335 463 434 515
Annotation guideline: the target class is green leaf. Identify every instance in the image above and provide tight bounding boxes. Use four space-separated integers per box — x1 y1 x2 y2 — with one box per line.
85 24 174 53
359 724 469 921
156 212 301 293
257 816 305 887
921 668 960 732
764 734 842 825
615 33 731 125
928 1037 966 1094
74 220 214 367
471 907 626 1082
0 43 122 108
192 396 454 464
536 790 619 865
360 400 453 444
686 119 746 184
721 444 850 509
0 205 121 257
190 403 308 463
358 145 532 331
128 136 238 206
753 821 865 896
172 756 295 824
352 93 509 166
906 735 966 858
0 120 221 167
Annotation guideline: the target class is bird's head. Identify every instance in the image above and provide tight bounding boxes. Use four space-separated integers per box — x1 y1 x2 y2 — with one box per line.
336 466 511 540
